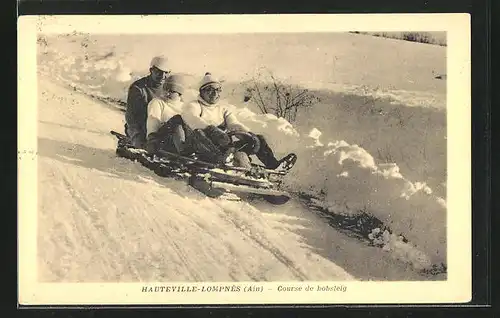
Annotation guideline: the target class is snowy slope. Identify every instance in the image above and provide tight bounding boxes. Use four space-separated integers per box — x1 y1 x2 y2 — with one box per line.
38 76 441 282
39 32 446 108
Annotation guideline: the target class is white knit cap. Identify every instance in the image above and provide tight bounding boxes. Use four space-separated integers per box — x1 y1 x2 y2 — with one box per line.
150 55 170 72
165 74 186 95
199 72 221 90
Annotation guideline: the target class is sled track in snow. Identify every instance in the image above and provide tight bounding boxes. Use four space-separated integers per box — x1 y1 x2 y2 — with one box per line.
215 203 309 281
60 173 147 280
138 199 205 282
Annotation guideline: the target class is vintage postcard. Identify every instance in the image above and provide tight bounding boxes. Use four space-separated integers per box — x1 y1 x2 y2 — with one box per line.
18 13 471 305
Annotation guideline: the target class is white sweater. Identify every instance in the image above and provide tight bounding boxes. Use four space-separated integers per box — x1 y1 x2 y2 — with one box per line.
181 96 249 132
146 96 184 137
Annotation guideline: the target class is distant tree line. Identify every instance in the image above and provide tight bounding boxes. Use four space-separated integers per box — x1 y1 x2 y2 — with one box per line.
349 31 447 46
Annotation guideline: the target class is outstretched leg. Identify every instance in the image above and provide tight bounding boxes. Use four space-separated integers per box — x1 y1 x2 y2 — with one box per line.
253 135 279 168
189 129 236 165
203 125 232 150
253 135 297 171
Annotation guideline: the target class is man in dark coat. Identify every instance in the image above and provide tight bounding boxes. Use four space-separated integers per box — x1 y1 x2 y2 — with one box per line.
124 55 171 148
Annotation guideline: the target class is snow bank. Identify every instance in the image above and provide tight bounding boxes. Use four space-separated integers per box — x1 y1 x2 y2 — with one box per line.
228 109 446 267
37 35 447 269
298 82 446 110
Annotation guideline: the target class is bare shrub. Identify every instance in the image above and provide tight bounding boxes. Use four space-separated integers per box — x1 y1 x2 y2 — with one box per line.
244 68 321 123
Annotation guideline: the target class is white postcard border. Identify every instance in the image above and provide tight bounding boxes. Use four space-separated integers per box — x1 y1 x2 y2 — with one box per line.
18 13 471 305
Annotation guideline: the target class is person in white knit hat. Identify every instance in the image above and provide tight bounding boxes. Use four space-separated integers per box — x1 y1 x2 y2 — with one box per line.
144 74 236 165
124 55 171 148
180 72 297 171
144 74 187 154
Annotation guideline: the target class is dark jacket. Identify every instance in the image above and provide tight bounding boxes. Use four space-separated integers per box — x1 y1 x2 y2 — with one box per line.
125 76 165 148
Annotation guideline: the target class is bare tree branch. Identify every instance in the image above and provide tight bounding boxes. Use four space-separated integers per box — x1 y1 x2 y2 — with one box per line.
245 70 319 122
269 74 282 114
253 81 268 114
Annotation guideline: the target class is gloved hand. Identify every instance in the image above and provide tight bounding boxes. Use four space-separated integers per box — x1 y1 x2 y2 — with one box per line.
168 114 185 127
204 125 231 148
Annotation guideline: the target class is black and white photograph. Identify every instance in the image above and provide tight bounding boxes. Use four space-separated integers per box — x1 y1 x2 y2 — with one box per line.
18 14 471 305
